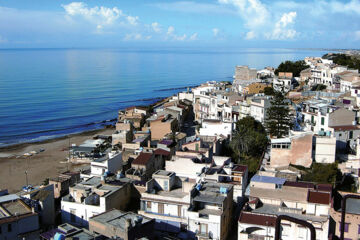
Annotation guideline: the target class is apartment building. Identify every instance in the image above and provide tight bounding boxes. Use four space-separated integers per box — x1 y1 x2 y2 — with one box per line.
138 170 195 238
90 151 122 177
61 176 132 227
238 175 331 240
89 209 155 240
187 181 234 240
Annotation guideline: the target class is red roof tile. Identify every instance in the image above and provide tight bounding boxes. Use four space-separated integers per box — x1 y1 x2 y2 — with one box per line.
316 184 332 192
330 125 360 131
232 165 248 173
284 181 315 189
239 212 276 227
132 152 153 166
307 190 331 205
154 149 171 156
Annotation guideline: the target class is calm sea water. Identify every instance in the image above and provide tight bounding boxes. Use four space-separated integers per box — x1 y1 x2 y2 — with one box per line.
0 48 328 146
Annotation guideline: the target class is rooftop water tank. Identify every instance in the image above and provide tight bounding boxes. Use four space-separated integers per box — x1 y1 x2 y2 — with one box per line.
54 233 65 240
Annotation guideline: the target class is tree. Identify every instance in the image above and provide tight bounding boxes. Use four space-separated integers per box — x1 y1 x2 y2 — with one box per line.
311 84 327 91
275 60 308 77
264 86 276 96
302 162 340 185
230 116 268 173
265 92 293 138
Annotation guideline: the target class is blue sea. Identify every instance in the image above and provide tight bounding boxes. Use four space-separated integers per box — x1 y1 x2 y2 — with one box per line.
0 48 329 147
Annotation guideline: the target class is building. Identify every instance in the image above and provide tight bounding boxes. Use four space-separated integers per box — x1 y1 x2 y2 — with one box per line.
126 152 162 181
187 181 234 240
18 184 55 229
238 176 331 240
90 151 122 177
330 191 360 240
313 134 336 163
61 176 132 227
243 82 272 95
250 95 272 124
199 119 232 138
270 132 313 168
150 114 179 141
49 171 80 199
40 223 103 240
89 209 155 240
138 170 195 238
234 66 257 81
0 194 40 240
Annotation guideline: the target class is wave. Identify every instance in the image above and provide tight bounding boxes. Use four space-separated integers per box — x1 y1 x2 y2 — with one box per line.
154 85 198 92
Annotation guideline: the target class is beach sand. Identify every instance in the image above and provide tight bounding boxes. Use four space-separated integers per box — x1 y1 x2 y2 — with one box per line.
0 127 114 193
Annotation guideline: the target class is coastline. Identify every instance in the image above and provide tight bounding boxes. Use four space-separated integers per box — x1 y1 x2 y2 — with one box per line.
0 95 174 193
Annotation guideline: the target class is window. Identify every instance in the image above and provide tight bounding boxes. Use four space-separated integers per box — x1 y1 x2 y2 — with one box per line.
158 203 164 214
321 117 325 125
311 116 315 124
339 223 349 232
200 223 208 234
147 201 152 211
178 205 182 217
164 180 168 191
358 224 360 234
349 131 353 139
7 224 11 232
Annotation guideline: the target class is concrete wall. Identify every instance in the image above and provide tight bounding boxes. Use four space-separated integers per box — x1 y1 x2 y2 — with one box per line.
0 214 39 240
314 136 336 163
270 134 313 168
329 108 355 127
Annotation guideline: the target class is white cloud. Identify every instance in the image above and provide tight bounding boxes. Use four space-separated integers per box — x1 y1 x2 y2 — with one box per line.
218 0 270 29
126 16 139 26
212 28 219 37
245 31 256 40
167 26 175 35
267 11 297 40
123 33 146 41
189 33 198 40
166 26 188 41
151 22 161 33
329 0 360 15
62 2 139 31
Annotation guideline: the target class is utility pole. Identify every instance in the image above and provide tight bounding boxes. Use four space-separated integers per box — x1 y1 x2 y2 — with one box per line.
25 170 28 187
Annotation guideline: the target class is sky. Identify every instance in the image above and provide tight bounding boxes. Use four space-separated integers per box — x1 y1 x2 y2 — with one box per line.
0 0 360 49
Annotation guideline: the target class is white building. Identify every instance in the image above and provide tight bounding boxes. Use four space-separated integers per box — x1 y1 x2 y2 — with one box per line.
199 119 232 138
61 176 132 227
250 95 272 124
90 151 122 176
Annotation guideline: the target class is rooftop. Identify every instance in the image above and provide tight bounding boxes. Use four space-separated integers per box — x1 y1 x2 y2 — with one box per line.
251 203 328 223
251 175 286 185
132 152 153 166
90 209 152 230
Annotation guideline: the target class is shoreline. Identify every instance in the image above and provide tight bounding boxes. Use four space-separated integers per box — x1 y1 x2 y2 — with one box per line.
0 95 172 152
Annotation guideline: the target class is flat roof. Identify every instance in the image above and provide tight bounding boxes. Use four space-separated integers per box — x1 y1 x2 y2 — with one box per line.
90 209 152 230
251 175 286 185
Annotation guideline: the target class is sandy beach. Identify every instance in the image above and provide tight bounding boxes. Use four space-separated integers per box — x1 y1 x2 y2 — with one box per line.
0 127 115 193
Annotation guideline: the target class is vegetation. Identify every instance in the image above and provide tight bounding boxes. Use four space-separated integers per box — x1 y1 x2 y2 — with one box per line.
265 92 293 138
228 116 268 173
323 53 360 71
264 86 276 96
311 84 327 91
301 162 341 185
275 60 308 77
